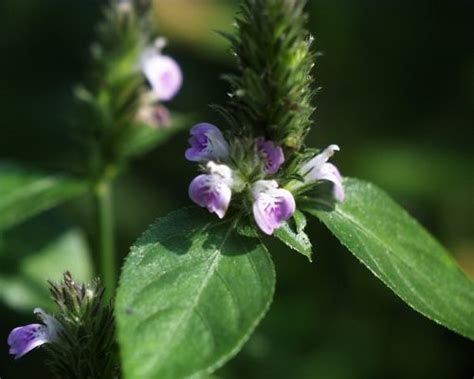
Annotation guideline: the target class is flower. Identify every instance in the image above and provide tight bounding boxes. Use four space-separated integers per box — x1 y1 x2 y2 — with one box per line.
185 123 230 162
141 43 182 102
136 100 171 128
8 308 61 359
256 137 285 174
189 162 235 219
299 144 345 202
252 180 296 235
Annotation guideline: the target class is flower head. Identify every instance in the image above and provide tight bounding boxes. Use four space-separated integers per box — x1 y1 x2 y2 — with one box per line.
252 180 296 235
185 123 230 162
8 308 61 359
141 43 182 102
299 144 345 202
256 137 285 174
189 162 234 219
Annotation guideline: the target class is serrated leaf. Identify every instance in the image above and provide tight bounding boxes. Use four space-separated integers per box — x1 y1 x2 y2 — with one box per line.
274 210 313 261
306 177 474 340
124 113 193 157
0 162 87 231
116 208 275 379
0 219 93 311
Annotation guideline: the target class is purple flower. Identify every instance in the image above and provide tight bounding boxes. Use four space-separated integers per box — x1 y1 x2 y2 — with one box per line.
185 123 230 162
256 138 285 174
299 144 345 202
252 180 296 235
141 47 182 102
189 162 234 219
8 308 61 359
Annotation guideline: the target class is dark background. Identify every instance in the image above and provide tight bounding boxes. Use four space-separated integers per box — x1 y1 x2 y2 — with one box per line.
0 0 473 378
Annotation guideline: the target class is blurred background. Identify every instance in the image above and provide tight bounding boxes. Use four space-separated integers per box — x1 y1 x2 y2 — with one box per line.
0 0 473 378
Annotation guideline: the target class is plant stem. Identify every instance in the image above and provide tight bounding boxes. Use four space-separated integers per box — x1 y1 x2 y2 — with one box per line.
96 180 116 300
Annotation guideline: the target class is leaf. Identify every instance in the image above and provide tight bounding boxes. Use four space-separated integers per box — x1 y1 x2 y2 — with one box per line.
116 208 275 379
0 162 87 231
274 210 313 261
124 113 193 157
297 181 337 212
0 219 93 312
306 177 474 340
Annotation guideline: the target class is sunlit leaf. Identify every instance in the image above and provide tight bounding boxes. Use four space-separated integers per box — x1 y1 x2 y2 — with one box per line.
274 210 313 261
306 178 474 340
116 208 275 379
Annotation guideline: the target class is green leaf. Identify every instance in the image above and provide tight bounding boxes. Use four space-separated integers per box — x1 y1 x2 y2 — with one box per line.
124 113 193 157
306 178 474 340
0 162 87 231
116 208 275 379
0 220 93 312
274 210 313 261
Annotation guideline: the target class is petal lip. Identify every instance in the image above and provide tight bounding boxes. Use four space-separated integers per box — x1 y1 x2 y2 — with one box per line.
7 308 61 359
277 188 296 220
185 147 203 161
253 196 275 235
189 173 232 219
188 175 211 208
8 324 49 359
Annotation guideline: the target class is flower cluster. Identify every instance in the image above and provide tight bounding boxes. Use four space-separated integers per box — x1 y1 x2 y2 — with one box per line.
186 123 344 235
137 38 183 128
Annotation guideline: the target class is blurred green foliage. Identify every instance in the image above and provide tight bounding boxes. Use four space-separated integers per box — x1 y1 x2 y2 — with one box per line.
0 0 472 378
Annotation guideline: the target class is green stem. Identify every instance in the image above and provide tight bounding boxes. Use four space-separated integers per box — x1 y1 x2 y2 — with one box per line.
96 181 116 300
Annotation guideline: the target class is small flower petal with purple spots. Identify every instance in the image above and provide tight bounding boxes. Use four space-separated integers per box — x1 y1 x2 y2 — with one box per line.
185 123 230 162
252 180 296 235
141 48 182 102
189 162 234 219
8 308 61 359
299 144 345 202
256 137 285 174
